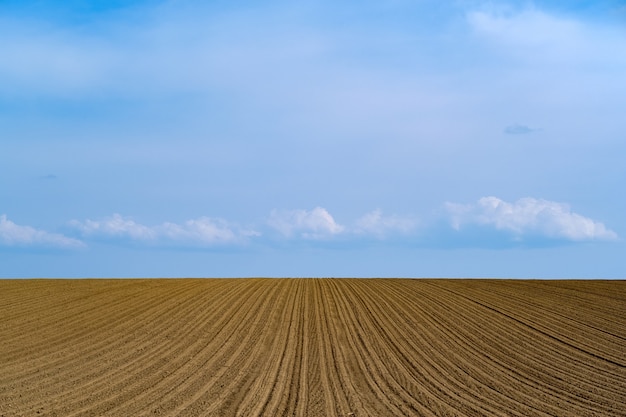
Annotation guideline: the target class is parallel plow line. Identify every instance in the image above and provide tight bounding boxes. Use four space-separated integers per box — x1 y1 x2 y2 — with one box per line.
1 279 624 417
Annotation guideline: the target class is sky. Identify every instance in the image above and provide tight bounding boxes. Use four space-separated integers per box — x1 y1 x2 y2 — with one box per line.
1 0 625 278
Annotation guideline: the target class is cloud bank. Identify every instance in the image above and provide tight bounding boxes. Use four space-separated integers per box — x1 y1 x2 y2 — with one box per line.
445 197 618 243
70 214 259 247
0 214 84 249
2 197 618 253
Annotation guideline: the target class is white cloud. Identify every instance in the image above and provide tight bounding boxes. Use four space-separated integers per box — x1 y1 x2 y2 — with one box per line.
267 207 344 239
70 214 156 240
354 209 417 238
267 207 417 241
158 217 260 245
70 214 258 246
445 197 618 242
0 214 85 249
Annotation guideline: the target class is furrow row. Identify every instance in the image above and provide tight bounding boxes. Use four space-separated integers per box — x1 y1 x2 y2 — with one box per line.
445 280 626 356
0 280 203 386
421 280 626 414
48 279 247 416
370 279 558 416
1 279 624 417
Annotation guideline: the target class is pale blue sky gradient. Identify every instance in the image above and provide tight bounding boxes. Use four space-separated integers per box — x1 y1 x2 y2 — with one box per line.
1 0 625 277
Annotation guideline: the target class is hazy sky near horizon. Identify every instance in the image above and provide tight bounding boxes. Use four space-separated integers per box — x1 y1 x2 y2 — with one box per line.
1 0 625 278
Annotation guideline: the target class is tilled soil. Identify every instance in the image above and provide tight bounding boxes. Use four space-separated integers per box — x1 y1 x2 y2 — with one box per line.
0 278 624 416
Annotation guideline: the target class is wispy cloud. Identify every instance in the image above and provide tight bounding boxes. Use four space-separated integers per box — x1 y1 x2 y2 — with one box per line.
504 124 539 135
70 214 259 247
0 3 335 99
466 5 626 66
0 214 84 249
354 209 417 238
267 207 418 242
445 197 618 243
467 7 583 50
70 214 156 240
267 207 344 239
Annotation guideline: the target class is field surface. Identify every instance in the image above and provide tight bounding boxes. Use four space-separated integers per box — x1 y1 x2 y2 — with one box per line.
1 278 625 416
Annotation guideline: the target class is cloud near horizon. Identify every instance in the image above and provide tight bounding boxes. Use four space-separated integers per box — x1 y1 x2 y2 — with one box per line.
445 197 618 243
267 207 344 240
1 197 619 252
354 209 417 238
267 207 417 240
0 214 84 249
69 214 259 247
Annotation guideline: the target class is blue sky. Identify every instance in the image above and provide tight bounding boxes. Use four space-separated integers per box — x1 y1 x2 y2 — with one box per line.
1 0 625 278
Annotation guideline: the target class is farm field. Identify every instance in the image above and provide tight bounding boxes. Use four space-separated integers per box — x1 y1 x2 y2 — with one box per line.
0 278 625 416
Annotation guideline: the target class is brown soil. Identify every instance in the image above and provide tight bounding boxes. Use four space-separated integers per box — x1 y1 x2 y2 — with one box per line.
1 278 624 416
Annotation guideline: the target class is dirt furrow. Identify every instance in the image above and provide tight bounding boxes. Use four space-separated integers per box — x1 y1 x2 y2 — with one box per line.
96 279 256 415
1 278 625 417
51 280 248 416
0 280 202 408
0 279 165 360
443 280 626 361
326 279 423 416
314 279 357 416
351 280 528 416
103 279 281 416
164 279 290 416
434 281 626 370
371 279 548 416
235 279 303 416
381 279 610 416
420 280 626 415
0 280 205 406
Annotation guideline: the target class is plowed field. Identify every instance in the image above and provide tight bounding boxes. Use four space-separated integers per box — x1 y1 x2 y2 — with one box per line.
1 279 625 416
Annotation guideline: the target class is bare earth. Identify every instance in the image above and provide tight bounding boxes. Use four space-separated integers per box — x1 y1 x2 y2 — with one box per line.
1 279 625 416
